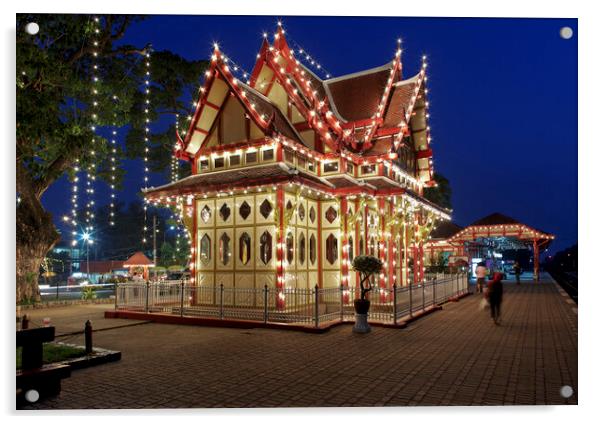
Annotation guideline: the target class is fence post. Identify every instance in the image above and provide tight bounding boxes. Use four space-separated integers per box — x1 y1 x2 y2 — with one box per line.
180 279 185 317
393 284 398 325
263 285 268 324
114 282 118 310
145 281 150 313
422 280 426 311
219 283 224 320
340 285 344 322
314 284 319 328
433 277 437 305
456 273 459 297
409 282 413 318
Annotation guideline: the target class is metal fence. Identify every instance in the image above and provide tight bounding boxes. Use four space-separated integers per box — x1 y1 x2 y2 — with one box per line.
115 273 469 328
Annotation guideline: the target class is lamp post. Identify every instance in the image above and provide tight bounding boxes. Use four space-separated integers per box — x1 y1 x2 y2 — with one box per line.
82 232 93 282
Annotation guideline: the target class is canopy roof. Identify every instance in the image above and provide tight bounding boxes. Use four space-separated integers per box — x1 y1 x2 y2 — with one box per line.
123 251 154 268
448 213 554 248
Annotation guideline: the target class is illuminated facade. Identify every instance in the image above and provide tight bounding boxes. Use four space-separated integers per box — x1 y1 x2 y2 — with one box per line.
144 25 451 303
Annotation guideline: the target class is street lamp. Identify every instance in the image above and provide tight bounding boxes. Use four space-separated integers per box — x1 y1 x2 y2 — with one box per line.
81 232 93 282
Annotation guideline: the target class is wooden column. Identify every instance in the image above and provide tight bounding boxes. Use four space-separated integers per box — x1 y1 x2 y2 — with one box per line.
316 198 323 288
378 197 387 301
276 186 285 308
340 197 349 295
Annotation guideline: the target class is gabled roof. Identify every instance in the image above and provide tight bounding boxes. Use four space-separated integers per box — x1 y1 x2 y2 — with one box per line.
323 63 394 122
469 213 522 227
383 74 421 128
176 24 437 184
430 221 463 240
123 251 154 267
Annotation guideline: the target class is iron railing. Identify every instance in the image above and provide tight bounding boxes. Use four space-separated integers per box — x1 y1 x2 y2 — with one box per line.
115 273 469 328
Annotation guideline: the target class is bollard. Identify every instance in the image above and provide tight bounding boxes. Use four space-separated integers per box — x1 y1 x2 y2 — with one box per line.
84 320 93 354
393 284 398 325
180 280 185 317
314 284 319 328
145 281 150 313
219 284 224 320
263 285 268 324
21 314 29 330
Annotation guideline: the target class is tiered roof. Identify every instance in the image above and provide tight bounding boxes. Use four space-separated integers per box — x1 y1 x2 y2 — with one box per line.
175 24 436 184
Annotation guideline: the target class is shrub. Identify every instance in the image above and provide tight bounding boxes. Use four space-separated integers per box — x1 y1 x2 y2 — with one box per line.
351 255 383 300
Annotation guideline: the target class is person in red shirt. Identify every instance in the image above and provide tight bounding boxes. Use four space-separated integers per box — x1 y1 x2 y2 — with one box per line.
485 272 504 325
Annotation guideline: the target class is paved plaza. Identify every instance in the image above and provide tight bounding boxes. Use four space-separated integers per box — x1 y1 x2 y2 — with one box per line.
20 276 577 409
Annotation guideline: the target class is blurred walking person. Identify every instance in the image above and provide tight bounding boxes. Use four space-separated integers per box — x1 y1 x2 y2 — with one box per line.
475 261 487 293
485 272 504 325
512 261 521 285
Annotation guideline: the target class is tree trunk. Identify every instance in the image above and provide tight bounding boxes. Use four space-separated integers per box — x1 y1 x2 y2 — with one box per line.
16 161 61 304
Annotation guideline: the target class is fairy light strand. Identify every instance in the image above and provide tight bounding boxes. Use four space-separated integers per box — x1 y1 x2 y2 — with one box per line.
86 16 101 235
142 49 152 245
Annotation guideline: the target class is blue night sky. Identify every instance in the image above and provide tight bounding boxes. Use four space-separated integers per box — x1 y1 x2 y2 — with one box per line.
43 15 577 255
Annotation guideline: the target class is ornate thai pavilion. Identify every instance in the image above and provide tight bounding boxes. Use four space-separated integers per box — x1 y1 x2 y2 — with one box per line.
144 25 451 300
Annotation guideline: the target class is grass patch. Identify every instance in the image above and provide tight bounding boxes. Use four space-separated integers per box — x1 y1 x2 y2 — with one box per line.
17 343 86 370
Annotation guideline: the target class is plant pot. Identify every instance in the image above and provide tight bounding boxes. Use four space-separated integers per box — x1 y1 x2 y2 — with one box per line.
354 299 370 314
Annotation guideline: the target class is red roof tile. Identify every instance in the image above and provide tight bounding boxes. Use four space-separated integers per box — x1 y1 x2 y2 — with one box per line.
325 64 393 122
144 163 329 199
383 75 420 127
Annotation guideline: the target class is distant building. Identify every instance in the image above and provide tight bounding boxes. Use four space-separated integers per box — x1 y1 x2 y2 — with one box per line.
74 260 126 284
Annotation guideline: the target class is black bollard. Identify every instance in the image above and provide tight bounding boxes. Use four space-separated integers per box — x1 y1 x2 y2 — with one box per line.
22 314 29 330
84 320 93 354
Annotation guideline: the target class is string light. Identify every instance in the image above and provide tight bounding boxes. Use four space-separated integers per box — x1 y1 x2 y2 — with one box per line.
86 15 101 235
142 48 152 245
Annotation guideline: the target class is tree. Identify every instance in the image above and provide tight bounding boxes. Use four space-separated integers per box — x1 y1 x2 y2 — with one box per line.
423 173 452 210
351 255 383 301
16 14 207 303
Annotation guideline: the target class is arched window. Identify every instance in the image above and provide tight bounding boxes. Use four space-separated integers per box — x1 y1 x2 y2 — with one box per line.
259 231 272 265
219 233 230 265
286 232 294 265
200 234 211 265
299 232 306 265
326 234 338 265
239 232 251 265
309 234 317 265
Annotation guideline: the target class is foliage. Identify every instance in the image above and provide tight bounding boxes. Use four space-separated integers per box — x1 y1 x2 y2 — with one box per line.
424 173 452 210
16 14 208 302
81 285 98 300
352 255 383 300
17 343 86 370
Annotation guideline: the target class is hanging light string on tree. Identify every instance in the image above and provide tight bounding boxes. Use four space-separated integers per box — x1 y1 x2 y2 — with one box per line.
142 47 152 245
85 16 102 236
109 96 118 226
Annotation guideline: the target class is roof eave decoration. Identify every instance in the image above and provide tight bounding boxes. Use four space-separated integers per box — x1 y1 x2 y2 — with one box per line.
448 223 555 244
180 45 273 158
391 56 435 185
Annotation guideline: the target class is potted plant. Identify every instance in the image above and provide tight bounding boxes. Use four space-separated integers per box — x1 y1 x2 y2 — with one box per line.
351 255 383 333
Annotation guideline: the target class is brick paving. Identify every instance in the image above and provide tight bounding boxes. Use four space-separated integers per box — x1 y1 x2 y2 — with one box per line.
20 275 577 409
